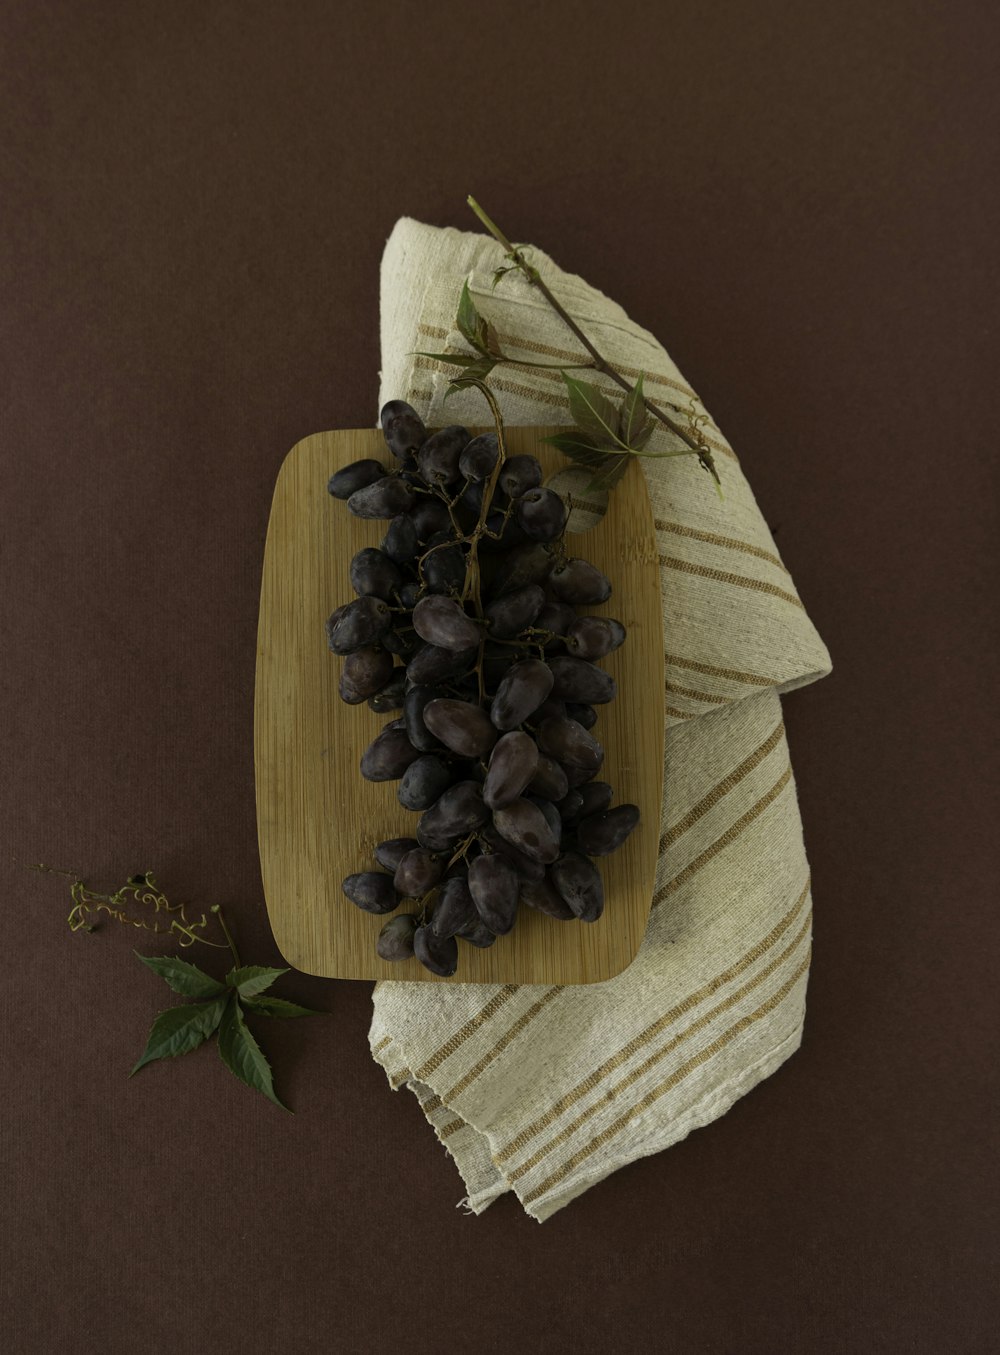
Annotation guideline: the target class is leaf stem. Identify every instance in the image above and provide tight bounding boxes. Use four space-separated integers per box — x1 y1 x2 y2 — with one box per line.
506 358 596 371
211 905 241 968
466 195 720 485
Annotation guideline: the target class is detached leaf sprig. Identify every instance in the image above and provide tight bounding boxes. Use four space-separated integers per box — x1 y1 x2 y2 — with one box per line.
416 198 721 494
32 866 323 1111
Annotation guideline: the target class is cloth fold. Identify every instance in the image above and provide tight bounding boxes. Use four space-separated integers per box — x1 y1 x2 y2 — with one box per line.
370 217 831 1221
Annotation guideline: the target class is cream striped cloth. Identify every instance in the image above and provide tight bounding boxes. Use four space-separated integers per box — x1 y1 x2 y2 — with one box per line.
369 218 831 1221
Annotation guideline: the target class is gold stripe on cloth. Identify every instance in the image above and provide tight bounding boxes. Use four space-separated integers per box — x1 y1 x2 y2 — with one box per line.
493 877 811 1165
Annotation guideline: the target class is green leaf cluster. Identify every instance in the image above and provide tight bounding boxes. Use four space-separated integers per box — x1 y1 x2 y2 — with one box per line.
543 372 655 492
130 955 322 1111
416 280 506 394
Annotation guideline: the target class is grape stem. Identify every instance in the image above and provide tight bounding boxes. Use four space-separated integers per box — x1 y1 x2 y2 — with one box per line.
444 380 509 702
465 195 720 486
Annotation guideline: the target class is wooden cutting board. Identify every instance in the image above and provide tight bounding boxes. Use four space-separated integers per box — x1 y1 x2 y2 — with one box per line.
255 427 664 983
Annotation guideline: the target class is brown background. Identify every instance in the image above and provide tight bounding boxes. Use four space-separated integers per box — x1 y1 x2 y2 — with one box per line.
2 2 996 1351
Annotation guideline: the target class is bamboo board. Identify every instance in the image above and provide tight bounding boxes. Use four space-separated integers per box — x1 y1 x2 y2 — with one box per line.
255 427 664 983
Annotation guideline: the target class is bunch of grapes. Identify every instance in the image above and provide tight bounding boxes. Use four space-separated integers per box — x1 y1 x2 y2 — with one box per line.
325 399 639 976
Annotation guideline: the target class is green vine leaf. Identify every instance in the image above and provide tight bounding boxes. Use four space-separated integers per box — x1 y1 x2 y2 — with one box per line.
455 281 504 359
218 995 289 1111
129 997 226 1076
629 418 655 451
584 453 632 494
445 360 496 397
618 373 655 450
456 280 490 353
135 952 227 999
243 995 324 1019
541 430 610 467
226 965 288 998
560 373 627 452
413 350 479 367
542 430 631 493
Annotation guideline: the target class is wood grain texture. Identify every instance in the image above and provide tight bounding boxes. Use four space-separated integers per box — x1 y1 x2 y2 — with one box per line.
255 427 664 983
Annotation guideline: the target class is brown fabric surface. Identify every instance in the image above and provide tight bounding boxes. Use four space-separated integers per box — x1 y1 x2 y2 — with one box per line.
2 1 996 1351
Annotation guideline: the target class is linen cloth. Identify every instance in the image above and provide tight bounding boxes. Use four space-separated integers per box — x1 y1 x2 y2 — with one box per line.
369 218 831 1221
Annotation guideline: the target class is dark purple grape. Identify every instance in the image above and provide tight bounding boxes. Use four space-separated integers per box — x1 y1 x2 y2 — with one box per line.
394 847 445 897
485 584 546 639
489 513 528 551
368 667 407 712
337 676 367 707
374 837 419 873
550 852 605 922
397 581 421 609
380 400 427 461
326 596 393 654
413 924 458 976
325 602 348 634
563 763 601 788
412 595 481 651
459 432 499 481
492 798 561 865
534 696 568 723
519 877 575 921
534 600 578 643
537 715 604 772
431 874 477 938
483 731 540 810
526 794 562 843
423 699 497 758
339 646 394 703
576 781 614 820
547 557 612 605
486 543 553 597
409 496 453 540
416 425 469 486
350 547 403 601
360 726 421 781
478 824 546 883
490 658 555 731
482 644 524 692
547 657 617 705
555 789 585 823
347 475 415 519
566 702 597 730
457 478 488 518
398 754 454 810
406 643 477 685
468 854 519 935
576 804 640 856
565 616 626 660
382 513 420 565
417 781 489 850
499 453 543 498
381 626 419 660
403 684 445 752
376 913 418 961
342 872 398 914
456 918 497 948
328 458 386 499
527 754 570 803
421 538 467 594
516 487 568 542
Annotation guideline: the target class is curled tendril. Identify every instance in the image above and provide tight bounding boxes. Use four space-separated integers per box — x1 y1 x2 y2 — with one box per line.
682 396 718 479
33 865 228 948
